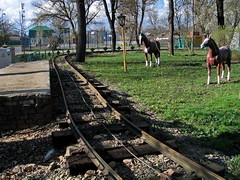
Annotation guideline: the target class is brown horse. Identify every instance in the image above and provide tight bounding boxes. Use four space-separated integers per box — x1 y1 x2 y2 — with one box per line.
201 37 231 85
138 33 160 67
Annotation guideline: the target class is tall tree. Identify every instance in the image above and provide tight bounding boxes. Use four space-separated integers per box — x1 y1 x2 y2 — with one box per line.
102 0 119 52
76 0 86 62
174 0 184 37
168 0 174 55
216 0 224 27
32 0 101 48
119 0 157 46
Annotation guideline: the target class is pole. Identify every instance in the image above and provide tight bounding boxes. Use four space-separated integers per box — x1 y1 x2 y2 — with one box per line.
191 0 195 55
2 13 5 45
68 28 71 49
121 26 127 72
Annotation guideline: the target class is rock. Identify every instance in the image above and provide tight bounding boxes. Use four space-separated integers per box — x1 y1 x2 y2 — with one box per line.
84 170 95 178
24 164 36 172
109 161 116 169
93 135 102 139
48 162 57 170
12 166 21 174
123 159 132 164
58 155 65 162
163 169 174 176
74 178 81 180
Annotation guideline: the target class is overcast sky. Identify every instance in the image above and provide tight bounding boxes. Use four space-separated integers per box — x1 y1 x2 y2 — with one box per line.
0 0 168 31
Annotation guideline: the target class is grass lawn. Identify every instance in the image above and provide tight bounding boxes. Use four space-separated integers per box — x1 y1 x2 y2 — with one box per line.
74 50 240 155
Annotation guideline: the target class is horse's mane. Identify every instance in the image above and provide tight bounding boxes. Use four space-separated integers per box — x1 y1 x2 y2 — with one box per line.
209 38 219 55
141 33 150 47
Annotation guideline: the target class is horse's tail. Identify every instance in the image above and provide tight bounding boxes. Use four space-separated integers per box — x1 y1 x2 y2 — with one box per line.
156 41 160 52
228 47 232 63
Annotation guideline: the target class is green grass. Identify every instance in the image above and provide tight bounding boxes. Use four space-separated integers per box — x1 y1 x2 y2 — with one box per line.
75 50 240 154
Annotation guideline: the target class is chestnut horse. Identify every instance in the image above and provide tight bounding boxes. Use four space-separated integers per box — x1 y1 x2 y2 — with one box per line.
201 37 231 85
138 33 160 67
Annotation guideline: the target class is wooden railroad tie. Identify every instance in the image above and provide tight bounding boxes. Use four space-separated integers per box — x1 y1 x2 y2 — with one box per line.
66 143 159 175
52 121 151 148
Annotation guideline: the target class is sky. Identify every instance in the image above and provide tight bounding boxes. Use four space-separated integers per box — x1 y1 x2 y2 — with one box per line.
0 0 168 31
0 0 35 29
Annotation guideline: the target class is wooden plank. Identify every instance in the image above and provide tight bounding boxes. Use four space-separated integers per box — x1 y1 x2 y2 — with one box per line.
52 120 150 148
66 143 159 175
52 130 77 148
201 161 225 176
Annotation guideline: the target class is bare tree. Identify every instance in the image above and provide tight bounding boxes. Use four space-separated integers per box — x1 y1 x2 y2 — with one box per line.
119 0 157 45
32 0 101 44
174 0 184 36
168 0 174 55
102 0 119 52
224 0 240 44
146 8 162 38
0 10 15 45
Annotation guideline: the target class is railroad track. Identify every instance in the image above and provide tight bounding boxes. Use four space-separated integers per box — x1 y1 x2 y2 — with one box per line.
51 55 225 180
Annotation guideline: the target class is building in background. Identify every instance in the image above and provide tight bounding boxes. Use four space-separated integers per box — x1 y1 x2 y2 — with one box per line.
29 26 54 48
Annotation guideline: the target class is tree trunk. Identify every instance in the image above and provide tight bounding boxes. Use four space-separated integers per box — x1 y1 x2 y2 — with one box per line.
216 0 224 27
168 0 174 55
76 0 86 62
191 0 195 55
111 27 116 52
103 0 117 52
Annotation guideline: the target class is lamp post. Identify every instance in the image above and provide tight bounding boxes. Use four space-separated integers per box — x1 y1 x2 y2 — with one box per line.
2 13 6 45
117 13 127 72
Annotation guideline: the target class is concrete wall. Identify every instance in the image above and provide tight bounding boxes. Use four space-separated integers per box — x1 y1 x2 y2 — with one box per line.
0 94 53 130
0 48 15 69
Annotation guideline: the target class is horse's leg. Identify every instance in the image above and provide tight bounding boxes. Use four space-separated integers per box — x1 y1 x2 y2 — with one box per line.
150 53 152 67
216 63 221 84
157 53 160 66
207 63 211 85
154 53 157 66
144 53 148 66
221 63 225 79
155 52 160 66
227 62 231 81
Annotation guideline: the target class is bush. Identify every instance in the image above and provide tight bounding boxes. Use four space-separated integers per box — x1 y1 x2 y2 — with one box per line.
16 54 28 62
232 50 240 61
227 155 240 177
212 26 236 47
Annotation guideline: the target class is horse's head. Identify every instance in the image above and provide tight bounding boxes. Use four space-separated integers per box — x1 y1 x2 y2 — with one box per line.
201 37 211 49
138 33 144 45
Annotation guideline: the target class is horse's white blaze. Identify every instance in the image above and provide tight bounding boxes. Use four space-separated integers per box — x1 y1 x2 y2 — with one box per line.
139 34 142 44
217 75 220 84
146 60 148 67
227 72 230 80
201 38 209 49
221 70 224 78
207 75 210 85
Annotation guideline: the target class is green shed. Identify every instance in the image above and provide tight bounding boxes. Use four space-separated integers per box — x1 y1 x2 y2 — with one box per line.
29 26 54 38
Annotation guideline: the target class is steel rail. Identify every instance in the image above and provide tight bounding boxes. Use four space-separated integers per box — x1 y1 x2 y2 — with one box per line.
52 57 122 180
65 55 225 180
